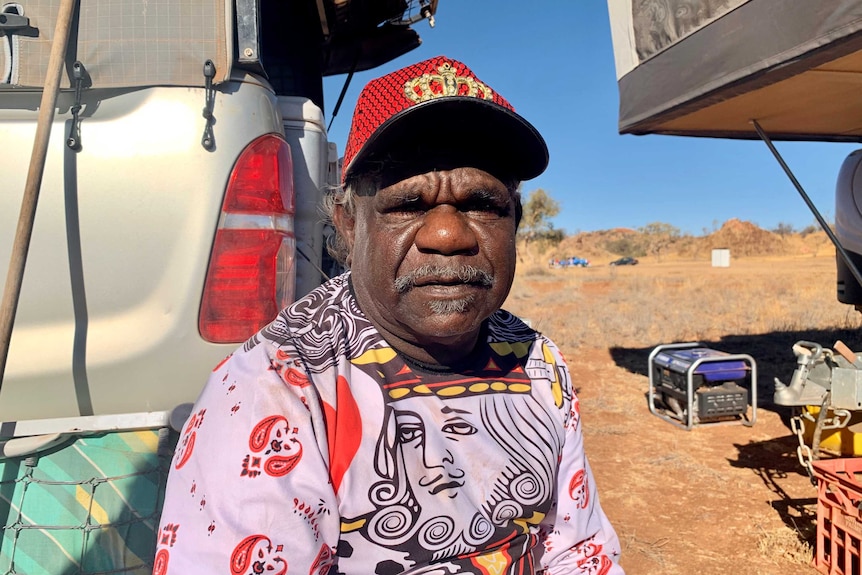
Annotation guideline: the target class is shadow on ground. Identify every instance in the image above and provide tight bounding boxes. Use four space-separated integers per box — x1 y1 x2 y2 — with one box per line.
729 435 819 547
728 435 817 536
608 327 862 423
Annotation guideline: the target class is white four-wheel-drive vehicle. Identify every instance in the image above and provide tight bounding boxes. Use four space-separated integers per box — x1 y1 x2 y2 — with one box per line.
0 0 437 571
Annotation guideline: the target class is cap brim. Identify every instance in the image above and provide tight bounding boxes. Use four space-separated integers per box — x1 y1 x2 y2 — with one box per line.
344 97 549 183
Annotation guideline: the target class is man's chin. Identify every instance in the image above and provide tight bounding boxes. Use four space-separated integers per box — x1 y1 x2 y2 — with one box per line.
390 292 501 342
408 308 487 342
427 296 476 315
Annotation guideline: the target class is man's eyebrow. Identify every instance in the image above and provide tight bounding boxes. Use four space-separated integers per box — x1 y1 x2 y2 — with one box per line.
375 190 421 208
391 189 422 201
472 188 509 201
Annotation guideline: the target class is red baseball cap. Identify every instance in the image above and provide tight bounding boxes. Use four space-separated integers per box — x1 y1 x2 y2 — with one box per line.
341 55 549 184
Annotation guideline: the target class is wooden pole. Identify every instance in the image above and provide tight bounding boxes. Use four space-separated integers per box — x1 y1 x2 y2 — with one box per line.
0 0 79 387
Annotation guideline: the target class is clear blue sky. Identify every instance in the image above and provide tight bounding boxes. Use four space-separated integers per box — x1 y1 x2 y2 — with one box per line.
322 2 860 236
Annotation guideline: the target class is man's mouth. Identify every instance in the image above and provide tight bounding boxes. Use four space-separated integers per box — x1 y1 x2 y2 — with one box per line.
395 264 493 294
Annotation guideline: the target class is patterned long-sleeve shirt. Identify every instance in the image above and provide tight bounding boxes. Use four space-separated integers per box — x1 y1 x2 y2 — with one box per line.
155 273 624 575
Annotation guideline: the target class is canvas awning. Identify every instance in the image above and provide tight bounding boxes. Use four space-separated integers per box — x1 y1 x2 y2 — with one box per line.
0 0 232 88
607 0 862 141
0 0 436 89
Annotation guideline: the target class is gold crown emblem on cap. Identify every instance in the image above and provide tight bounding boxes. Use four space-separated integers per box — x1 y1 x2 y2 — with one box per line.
403 62 493 103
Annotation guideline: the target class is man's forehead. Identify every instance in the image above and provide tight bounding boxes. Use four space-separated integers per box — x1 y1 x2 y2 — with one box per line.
376 166 511 194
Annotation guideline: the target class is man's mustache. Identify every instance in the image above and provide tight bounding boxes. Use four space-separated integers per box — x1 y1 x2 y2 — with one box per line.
394 264 494 294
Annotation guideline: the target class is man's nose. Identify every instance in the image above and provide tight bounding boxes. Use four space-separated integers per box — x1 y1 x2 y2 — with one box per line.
414 206 479 255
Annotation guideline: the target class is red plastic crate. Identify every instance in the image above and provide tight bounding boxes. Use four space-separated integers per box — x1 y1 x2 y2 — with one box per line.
813 458 862 575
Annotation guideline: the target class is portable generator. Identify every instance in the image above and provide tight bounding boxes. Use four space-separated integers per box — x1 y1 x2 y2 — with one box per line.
648 343 757 430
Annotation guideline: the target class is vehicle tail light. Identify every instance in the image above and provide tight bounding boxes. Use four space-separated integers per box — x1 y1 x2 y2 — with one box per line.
200 134 296 343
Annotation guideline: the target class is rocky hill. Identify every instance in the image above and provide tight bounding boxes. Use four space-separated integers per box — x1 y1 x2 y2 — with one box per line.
541 218 833 263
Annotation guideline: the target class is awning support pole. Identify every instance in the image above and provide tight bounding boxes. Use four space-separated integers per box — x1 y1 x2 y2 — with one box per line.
751 119 862 290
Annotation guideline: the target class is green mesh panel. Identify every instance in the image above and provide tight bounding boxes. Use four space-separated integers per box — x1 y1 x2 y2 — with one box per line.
0 429 175 575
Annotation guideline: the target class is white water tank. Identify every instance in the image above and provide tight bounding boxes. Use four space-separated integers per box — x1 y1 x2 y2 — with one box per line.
712 248 730 267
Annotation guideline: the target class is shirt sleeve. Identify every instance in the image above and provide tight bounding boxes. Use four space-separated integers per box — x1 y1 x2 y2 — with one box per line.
539 344 626 575
154 338 339 575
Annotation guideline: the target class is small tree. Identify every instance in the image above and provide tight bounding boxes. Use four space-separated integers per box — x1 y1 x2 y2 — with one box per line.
518 188 561 244
638 222 681 261
605 237 646 257
772 222 796 237
800 224 820 237
801 218 826 237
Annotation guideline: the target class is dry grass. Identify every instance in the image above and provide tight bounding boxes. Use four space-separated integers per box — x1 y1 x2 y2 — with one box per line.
756 524 814 565
506 254 862 352
619 530 671 568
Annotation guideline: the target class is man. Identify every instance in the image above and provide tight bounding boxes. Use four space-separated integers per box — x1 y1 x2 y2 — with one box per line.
155 55 624 575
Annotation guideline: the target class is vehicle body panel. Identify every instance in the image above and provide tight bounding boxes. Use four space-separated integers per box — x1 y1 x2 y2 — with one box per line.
0 79 281 421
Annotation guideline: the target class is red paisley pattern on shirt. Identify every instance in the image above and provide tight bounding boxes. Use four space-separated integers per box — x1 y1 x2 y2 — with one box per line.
272 349 312 388
230 534 287 575
568 468 589 509
154 523 179 575
575 542 612 575
241 415 303 478
153 548 169 575
309 542 335 575
174 409 206 470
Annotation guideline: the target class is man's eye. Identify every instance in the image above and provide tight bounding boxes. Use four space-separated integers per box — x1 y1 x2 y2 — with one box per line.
464 193 511 216
383 200 425 215
392 203 424 213
464 205 511 220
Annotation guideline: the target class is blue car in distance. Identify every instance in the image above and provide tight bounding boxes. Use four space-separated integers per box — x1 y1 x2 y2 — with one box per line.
550 256 590 268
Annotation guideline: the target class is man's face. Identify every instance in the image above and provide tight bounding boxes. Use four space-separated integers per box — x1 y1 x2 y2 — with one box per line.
342 167 518 357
